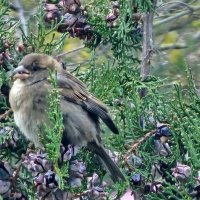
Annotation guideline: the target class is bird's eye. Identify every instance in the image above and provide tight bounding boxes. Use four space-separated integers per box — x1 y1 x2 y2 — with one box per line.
32 65 40 72
61 62 66 70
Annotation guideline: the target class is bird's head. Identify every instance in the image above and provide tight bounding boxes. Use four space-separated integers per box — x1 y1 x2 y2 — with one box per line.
12 53 63 84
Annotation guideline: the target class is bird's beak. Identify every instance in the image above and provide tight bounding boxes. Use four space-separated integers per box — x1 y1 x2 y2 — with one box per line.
12 65 30 80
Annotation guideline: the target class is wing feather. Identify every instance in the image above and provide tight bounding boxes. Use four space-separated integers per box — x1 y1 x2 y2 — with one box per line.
56 71 119 134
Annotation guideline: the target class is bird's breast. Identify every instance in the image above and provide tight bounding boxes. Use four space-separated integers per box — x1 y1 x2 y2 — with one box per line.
10 81 49 147
14 110 43 147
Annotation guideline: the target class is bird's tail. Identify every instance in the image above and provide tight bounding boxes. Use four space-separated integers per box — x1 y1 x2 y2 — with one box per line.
88 142 125 182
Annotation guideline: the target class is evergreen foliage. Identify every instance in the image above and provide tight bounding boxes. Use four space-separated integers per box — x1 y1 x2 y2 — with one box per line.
0 0 199 199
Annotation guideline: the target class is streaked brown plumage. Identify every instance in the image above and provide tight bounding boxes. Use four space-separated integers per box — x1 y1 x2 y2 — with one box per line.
9 53 124 182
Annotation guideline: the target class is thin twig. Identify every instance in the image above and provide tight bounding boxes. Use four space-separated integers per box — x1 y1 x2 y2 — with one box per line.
56 45 85 58
123 129 156 171
12 161 22 189
66 60 90 67
56 41 105 59
123 123 171 168
63 44 111 70
0 108 12 122
157 44 187 51
157 1 194 12
127 130 156 156
154 6 200 27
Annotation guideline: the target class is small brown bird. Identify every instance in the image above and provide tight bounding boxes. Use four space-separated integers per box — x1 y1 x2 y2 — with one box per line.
9 53 124 182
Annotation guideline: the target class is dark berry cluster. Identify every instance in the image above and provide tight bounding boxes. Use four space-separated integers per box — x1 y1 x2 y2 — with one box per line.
106 1 119 27
124 125 199 198
21 145 110 199
0 40 13 71
0 126 19 148
44 0 93 41
0 161 27 199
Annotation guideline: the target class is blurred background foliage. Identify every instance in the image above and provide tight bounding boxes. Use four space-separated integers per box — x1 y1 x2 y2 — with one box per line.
8 0 200 88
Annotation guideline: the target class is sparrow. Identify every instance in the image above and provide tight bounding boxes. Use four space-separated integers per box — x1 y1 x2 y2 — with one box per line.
9 53 125 182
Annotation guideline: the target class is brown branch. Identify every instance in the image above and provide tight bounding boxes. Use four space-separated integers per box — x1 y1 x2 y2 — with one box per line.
11 148 36 190
123 123 171 170
123 129 156 171
140 3 156 80
140 0 157 98
139 0 157 131
0 108 12 122
127 130 156 156
11 162 22 189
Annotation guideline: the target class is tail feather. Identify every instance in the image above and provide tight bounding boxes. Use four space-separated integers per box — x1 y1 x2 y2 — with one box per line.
86 99 119 134
101 114 119 134
88 142 125 182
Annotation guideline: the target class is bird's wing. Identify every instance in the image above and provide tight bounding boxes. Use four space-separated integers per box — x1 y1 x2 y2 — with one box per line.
56 71 119 134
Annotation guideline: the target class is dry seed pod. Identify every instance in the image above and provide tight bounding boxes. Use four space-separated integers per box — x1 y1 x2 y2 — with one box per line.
106 1 120 28
154 140 170 156
150 182 162 193
0 161 12 198
68 160 86 187
126 154 142 168
44 10 61 23
22 151 51 176
0 126 19 148
61 0 81 14
87 186 107 200
69 160 86 178
0 161 12 181
172 162 191 182
151 164 163 182
44 3 59 11
60 144 80 162
131 173 142 186
43 0 95 42
0 180 11 198
44 170 59 189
